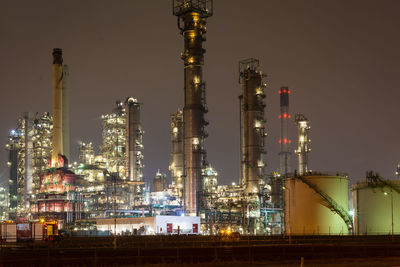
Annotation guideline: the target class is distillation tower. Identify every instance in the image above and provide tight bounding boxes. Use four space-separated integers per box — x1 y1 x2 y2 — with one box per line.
239 58 266 195
295 114 311 175
238 58 266 234
125 97 144 206
169 110 184 201
173 0 213 215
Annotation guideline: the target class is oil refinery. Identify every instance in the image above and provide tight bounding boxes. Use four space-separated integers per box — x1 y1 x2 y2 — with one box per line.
2 0 400 242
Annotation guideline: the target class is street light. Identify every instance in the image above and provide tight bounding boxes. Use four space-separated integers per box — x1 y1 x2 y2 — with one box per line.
282 186 291 244
384 190 394 241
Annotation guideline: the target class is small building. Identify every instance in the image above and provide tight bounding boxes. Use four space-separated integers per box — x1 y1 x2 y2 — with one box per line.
96 215 200 235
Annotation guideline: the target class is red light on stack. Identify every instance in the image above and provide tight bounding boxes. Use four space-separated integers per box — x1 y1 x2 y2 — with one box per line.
278 90 281 94
278 139 281 144
288 114 291 119
278 115 282 119
283 113 287 119
283 89 287 93
288 90 291 94
289 140 292 144
284 138 287 144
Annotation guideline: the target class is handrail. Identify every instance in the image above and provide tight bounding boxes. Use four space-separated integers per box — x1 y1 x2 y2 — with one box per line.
296 175 353 232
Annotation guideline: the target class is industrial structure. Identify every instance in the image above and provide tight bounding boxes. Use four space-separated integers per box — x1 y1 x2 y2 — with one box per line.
0 185 8 221
6 112 53 220
32 48 82 225
239 58 266 196
284 173 351 235
352 171 400 235
3 2 398 240
99 98 145 210
173 0 213 216
294 114 311 175
238 58 267 234
169 110 184 202
269 87 292 234
153 171 167 192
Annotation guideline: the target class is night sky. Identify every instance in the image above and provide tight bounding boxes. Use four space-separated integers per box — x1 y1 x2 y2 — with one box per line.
1 0 400 188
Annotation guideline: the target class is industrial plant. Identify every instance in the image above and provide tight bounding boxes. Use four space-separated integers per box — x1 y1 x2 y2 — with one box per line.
2 0 400 242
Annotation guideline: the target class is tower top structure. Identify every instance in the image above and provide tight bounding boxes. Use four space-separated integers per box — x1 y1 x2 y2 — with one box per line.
173 0 213 18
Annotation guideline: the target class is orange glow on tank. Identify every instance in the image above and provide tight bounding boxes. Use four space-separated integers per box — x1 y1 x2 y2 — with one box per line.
283 113 287 118
284 138 287 144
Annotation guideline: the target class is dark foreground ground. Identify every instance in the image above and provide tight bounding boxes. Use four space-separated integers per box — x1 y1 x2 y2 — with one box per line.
2 235 400 266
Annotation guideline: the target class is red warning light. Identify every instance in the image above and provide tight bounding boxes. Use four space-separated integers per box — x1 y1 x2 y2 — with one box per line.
284 138 287 144
289 140 292 144
278 139 281 144
288 114 291 119
283 113 287 119
278 90 281 94
283 89 287 93
288 90 291 94
278 115 282 119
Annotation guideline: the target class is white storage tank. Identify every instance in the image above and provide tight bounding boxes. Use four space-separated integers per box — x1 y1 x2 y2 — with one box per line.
284 174 350 235
352 179 400 235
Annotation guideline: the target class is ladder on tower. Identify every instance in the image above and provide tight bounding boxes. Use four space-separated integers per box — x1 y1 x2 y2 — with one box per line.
296 175 353 232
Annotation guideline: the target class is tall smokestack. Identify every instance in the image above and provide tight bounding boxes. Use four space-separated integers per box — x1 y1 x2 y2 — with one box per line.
62 65 70 161
279 87 291 176
51 48 64 167
173 0 213 216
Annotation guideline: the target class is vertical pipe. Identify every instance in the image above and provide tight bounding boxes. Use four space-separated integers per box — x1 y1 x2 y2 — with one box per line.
239 95 243 185
62 65 70 161
51 48 64 167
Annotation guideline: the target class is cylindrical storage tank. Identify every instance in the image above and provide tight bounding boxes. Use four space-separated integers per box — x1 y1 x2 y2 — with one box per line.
352 180 400 235
284 175 349 235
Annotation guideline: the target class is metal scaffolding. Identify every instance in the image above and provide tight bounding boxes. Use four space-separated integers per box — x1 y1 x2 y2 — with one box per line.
6 112 53 220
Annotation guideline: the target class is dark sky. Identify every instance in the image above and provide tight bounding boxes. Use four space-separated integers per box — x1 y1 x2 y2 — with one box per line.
1 0 400 188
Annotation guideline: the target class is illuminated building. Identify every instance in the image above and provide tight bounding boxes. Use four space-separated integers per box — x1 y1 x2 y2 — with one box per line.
0 185 9 221
99 98 145 210
5 112 53 220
